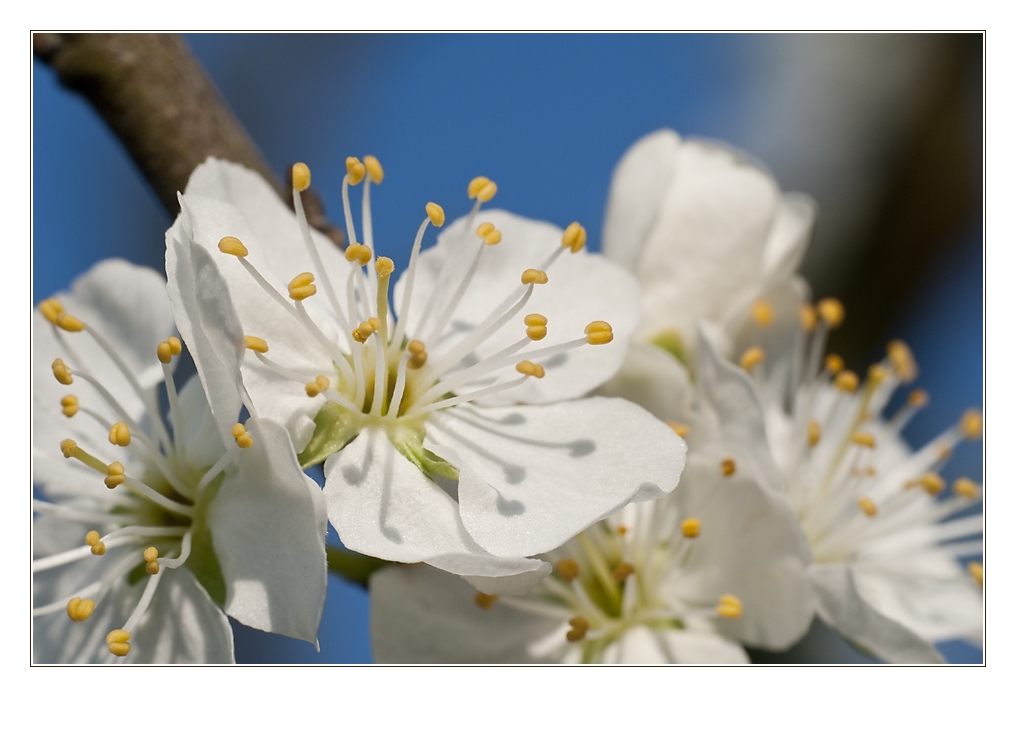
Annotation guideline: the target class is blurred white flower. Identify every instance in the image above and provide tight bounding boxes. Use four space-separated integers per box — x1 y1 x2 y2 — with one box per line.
33 259 327 663
168 158 687 593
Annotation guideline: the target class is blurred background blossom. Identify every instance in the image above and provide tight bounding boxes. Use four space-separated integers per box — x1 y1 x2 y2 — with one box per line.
32 32 983 663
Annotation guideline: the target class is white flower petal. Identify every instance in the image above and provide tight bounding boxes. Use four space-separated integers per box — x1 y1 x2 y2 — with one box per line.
600 625 749 664
369 564 563 663
425 554 551 595
395 209 641 403
602 128 682 273
809 563 944 663
426 397 686 557
174 374 228 471
207 418 327 644
592 340 694 421
760 193 817 285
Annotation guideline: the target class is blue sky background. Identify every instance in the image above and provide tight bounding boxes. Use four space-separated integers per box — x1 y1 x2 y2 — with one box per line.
32 33 983 664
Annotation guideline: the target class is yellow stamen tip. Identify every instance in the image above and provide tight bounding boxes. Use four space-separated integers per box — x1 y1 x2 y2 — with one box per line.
363 155 384 184
968 561 983 587
612 561 636 583
60 394 79 418
232 422 254 448
232 421 246 437
66 597 95 622
407 340 427 355
561 222 587 253
305 374 331 398
807 420 821 447
56 313 85 332
867 364 889 384
244 335 269 354
834 370 859 393
60 439 78 459
106 629 131 657
292 162 311 192
346 157 366 185
483 229 502 246
288 272 317 301
143 546 159 562
85 530 101 546
375 257 395 278
824 354 844 374
953 477 979 499
516 360 545 378
887 339 918 382
157 341 174 364
217 235 249 258
468 176 490 199
918 472 945 495
720 458 736 476
817 298 845 328
681 518 701 538
751 300 774 327
91 542 106 556
52 358 74 385
717 595 743 619
959 409 983 440
526 326 547 341
108 421 131 447
474 592 498 610
584 321 613 345
857 497 878 517
739 346 765 372
555 558 580 581
345 243 373 267
851 431 876 449
40 298 65 324
666 421 690 438
521 268 549 285
799 303 817 333
476 222 495 238
566 616 590 642
908 389 929 407
167 336 182 355
524 313 548 327
426 202 445 228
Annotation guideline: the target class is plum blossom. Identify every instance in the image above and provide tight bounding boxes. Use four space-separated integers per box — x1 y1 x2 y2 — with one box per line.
167 157 686 592
33 259 327 663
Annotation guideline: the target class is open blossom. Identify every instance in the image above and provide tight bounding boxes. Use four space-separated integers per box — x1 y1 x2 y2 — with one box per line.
33 259 327 663
167 157 686 591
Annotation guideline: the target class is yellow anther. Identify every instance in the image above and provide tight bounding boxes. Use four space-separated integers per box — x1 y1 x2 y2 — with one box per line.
367 317 381 331
918 472 945 495
817 298 845 329
968 562 983 587
474 592 498 610
799 303 817 333
363 155 384 184
953 477 979 499
85 530 106 556
739 346 765 372
612 561 636 583
566 616 590 642
555 558 580 581
807 420 821 447
305 375 331 398
666 421 690 438
720 458 736 477
524 313 548 341
907 389 929 407
476 222 495 238
959 409 983 440
345 243 373 266
217 236 249 258
244 335 269 354
617 526 628 536
521 269 549 285
66 597 95 622
751 300 774 327
483 229 502 246
346 156 366 185
851 432 876 449
39 298 65 324
887 339 918 383
716 595 743 619
468 176 491 199
524 313 548 327
408 347 428 370
104 461 126 490
584 321 614 346
60 394 79 418
56 312 85 332
157 341 174 364
426 202 445 227
561 222 587 253
106 629 131 657
167 336 182 355
407 340 427 355
681 518 701 538
145 545 161 575
824 354 844 374
516 360 546 378
834 370 859 393
231 422 253 449
288 272 317 301
60 439 78 459
292 162 311 192
52 358 74 385
109 421 131 447
857 497 878 517
375 257 395 277
867 364 889 384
